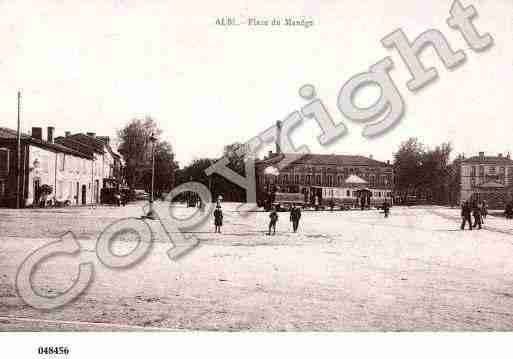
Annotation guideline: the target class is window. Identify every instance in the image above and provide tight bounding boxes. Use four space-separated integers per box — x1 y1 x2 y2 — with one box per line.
479 166 484 176
0 148 9 174
346 190 350 197
327 175 333 187
471 166 476 176
283 174 288 184
295 175 299 184
316 175 321 185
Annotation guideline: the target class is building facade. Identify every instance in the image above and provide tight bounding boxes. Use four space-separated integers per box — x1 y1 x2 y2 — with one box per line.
460 152 513 208
55 132 124 203
0 126 95 207
0 126 124 208
255 152 394 207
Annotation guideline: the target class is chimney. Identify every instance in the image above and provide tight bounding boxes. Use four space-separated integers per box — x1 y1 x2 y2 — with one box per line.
86 132 96 138
31 127 42 140
498 153 503 158
268 150 273 159
65 131 71 137
508 152 511 159
47 126 54 143
386 160 390 165
479 151 485 159
275 120 282 154
369 154 373 159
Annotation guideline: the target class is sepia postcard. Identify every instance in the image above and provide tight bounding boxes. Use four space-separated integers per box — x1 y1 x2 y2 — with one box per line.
0 0 512 357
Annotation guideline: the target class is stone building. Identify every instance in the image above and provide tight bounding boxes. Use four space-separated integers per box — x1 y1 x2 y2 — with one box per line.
0 126 124 208
55 132 124 203
0 126 94 207
255 151 394 207
460 152 513 208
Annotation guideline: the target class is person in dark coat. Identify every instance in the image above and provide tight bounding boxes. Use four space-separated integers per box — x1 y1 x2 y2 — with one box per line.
214 205 223 233
460 200 473 230
481 200 488 220
290 204 302 233
506 201 513 219
268 206 279 235
472 202 483 230
382 200 391 218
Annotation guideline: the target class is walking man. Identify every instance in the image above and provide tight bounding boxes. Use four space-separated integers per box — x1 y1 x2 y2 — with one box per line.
472 202 483 230
382 200 390 218
481 200 488 221
460 200 473 230
214 205 223 233
268 206 279 235
290 204 302 233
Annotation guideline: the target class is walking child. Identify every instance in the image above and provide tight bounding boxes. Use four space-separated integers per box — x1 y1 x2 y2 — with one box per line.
268 206 279 235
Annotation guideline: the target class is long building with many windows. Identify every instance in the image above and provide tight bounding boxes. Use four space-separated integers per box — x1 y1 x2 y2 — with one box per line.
255 151 394 208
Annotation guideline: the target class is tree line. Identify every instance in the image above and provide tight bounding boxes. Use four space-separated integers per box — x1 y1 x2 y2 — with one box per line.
116 117 461 205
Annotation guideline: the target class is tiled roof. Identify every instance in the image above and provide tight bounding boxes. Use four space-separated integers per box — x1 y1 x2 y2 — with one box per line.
462 156 513 164
257 153 391 168
65 133 105 153
0 127 92 159
54 137 97 157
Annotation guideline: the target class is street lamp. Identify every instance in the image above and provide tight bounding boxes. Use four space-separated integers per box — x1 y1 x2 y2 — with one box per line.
146 133 158 220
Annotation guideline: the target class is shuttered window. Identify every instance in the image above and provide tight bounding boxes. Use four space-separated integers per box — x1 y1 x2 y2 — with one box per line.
0 148 9 175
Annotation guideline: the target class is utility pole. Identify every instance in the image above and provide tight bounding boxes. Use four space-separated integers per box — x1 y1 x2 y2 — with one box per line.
16 91 21 209
146 133 157 219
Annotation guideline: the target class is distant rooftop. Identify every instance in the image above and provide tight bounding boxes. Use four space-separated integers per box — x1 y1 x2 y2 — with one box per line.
257 153 391 168
0 127 92 159
462 153 513 165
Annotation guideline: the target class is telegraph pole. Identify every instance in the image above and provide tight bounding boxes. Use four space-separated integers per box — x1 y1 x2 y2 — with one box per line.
16 91 21 209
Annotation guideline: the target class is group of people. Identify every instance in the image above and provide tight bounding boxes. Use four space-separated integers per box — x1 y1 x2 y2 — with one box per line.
267 204 302 235
212 203 303 235
460 200 488 230
213 200 393 235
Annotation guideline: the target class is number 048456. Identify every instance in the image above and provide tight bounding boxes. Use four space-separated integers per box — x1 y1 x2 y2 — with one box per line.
37 346 70 355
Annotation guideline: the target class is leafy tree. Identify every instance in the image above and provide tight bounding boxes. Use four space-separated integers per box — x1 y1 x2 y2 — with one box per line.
117 116 176 197
174 142 249 202
393 138 453 204
117 116 162 189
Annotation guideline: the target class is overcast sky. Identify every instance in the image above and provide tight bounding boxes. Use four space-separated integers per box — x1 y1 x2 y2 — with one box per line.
0 0 511 166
